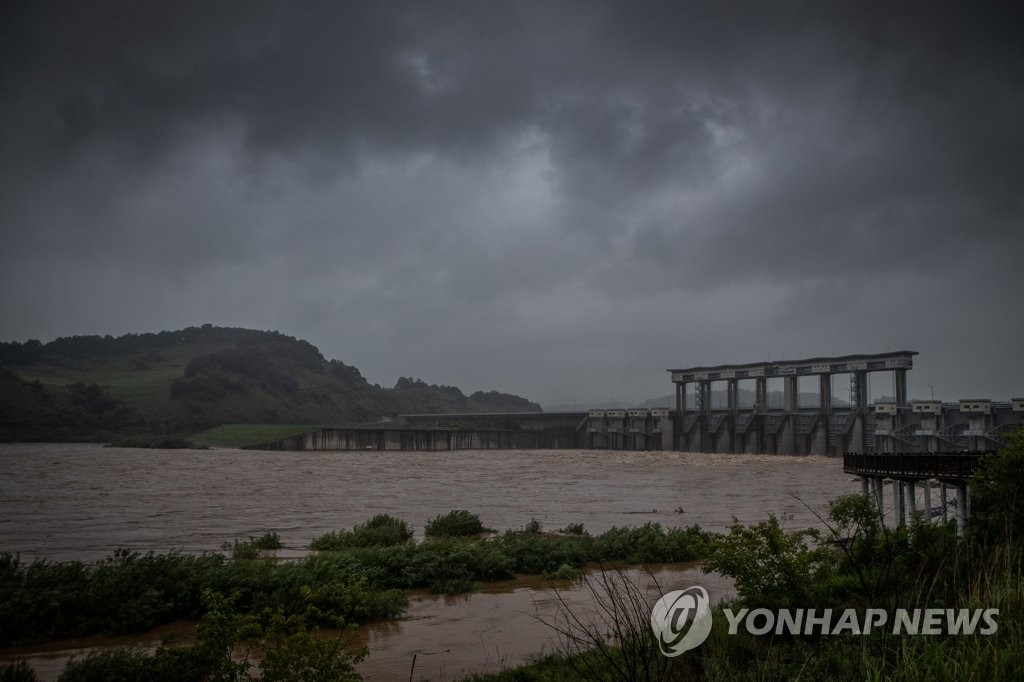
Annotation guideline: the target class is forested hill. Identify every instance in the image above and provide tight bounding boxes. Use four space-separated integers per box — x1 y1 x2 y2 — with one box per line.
0 325 540 442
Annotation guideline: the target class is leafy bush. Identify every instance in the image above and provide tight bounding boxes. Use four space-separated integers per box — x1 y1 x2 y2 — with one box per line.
425 510 490 537
0 661 37 682
545 563 581 580
225 531 285 558
971 429 1024 545
310 514 413 550
1 520 714 645
57 591 366 682
703 515 836 610
252 531 283 550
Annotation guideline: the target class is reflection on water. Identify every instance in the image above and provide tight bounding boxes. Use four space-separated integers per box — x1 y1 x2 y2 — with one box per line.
357 564 734 680
0 443 857 680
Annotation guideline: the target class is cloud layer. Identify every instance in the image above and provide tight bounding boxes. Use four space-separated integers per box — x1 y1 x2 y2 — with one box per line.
2 2 1022 403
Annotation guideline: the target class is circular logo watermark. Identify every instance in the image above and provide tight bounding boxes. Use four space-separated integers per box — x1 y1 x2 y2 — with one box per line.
650 585 713 656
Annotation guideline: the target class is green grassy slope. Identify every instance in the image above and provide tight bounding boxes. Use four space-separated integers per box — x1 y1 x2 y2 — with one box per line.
190 423 320 448
0 325 541 442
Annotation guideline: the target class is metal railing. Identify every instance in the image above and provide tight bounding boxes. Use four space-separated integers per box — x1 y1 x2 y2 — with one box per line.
843 451 994 481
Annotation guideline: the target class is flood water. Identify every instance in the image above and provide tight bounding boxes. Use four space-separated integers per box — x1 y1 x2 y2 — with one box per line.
0 443 859 679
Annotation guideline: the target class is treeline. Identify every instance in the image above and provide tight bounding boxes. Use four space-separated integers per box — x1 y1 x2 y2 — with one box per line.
0 325 314 366
0 324 541 441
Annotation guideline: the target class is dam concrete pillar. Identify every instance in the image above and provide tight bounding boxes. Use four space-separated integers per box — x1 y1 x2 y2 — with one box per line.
895 369 908 407
940 484 949 524
819 374 832 455
853 371 868 413
727 379 738 452
784 376 798 412
698 380 711 452
819 374 832 413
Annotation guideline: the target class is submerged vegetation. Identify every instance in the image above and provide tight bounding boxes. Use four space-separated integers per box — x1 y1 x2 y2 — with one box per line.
0 515 711 650
223 532 284 559
309 514 413 550
55 591 366 682
425 509 493 537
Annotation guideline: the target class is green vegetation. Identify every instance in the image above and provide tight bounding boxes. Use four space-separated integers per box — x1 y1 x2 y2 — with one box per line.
310 514 413 550
223 532 284 559
190 423 319 448
0 548 407 647
464 433 1024 681
968 429 1024 546
308 518 712 595
0 324 542 442
0 661 37 682
425 509 493 537
106 435 208 449
0 515 711 648
56 591 365 682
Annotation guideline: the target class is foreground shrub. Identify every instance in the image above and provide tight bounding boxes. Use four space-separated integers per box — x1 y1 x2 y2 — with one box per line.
0 661 37 682
57 591 366 682
1 520 712 644
971 429 1024 546
311 514 413 550
425 510 490 537
703 515 835 610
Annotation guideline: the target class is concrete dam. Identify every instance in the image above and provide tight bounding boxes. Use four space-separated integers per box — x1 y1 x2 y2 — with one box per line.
258 350 1022 455
667 351 1021 455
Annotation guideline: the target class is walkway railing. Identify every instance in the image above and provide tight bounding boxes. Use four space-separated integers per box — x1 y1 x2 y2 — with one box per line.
843 451 994 481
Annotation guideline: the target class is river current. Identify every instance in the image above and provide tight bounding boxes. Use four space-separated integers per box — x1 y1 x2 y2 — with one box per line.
0 443 859 679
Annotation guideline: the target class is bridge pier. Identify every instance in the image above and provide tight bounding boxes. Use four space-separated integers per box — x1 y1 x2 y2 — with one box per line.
847 452 987 538
907 480 917 520
872 477 885 527
954 483 970 538
897 477 905 524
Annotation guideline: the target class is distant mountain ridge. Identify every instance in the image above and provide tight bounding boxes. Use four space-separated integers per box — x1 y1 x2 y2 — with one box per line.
0 325 540 442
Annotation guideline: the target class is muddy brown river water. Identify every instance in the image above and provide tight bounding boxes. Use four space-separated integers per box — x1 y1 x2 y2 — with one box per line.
0 443 859 680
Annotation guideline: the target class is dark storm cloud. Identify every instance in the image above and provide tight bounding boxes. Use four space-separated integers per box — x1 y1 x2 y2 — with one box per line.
1 1 1022 403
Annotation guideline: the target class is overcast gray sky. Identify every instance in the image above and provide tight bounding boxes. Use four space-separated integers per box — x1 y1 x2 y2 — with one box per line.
1 2 1021 406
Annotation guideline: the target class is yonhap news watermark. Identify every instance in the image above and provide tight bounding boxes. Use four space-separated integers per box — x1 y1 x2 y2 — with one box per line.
650 586 999 657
